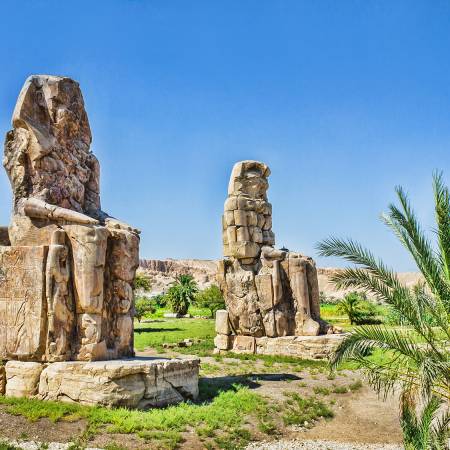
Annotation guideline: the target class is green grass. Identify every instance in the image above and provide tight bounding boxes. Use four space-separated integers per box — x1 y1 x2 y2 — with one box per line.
313 386 331 396
319 303 390 329
332 385 348 394
0 385 268 449
134 317 215 353
282 392 334 427
221 352 328 369
349 380 363 391
0 442 21 450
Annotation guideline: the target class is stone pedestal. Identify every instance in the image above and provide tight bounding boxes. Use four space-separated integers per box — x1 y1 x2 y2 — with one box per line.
213 309 346 359
215 334 346 359
4 357 200 408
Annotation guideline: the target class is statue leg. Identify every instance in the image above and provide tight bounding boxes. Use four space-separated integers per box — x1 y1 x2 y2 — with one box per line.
64 224 108 360
289 255 320 336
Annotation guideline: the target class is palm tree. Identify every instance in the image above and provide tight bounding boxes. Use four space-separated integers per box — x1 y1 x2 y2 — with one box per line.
317 173 449 448
167 274 198 316
337 291 367 325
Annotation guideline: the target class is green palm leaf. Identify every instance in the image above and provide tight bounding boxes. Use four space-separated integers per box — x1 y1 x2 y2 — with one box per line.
317 173 450 448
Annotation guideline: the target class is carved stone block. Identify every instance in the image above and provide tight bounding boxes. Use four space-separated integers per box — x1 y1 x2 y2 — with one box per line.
215 310 231 335
232 335 256 354
5 361 43 397
0 246 47 360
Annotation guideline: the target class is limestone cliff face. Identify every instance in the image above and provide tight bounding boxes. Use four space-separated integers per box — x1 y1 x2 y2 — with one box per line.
138 259 217 294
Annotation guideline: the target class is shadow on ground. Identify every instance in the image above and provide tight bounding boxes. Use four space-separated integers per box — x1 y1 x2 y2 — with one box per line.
134 327 182 333
198 373 301 402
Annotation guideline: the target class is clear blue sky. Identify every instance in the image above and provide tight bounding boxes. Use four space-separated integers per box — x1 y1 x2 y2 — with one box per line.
1 1 449 271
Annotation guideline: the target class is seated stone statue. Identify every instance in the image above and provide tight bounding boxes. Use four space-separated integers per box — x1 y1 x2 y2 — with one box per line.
0 75 140 362
218 160 334 338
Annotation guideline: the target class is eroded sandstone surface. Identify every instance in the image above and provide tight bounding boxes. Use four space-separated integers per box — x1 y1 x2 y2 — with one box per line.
0 75 199 406
217 160 335 340
1 75 139 362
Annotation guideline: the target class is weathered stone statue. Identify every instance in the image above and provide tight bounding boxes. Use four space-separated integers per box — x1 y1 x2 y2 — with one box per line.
216 161 342 358
0 75 200 407
1 74 139 362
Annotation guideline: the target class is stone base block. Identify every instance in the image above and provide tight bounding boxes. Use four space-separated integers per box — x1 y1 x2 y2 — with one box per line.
255 335 347 359
4 357 200 409
216 334 347 360
5 361 43 397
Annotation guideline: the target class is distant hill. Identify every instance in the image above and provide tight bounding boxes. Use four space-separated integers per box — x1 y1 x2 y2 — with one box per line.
139 258 422 300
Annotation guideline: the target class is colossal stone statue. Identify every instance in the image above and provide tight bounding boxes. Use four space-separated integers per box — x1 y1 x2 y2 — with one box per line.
1 75 140 362
218 160 337 343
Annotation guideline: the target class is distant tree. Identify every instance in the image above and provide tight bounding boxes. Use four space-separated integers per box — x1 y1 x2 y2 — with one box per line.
152 294 167 308
195 285 225 318
134 272 152 292
167 275 198 316
134 297 155 322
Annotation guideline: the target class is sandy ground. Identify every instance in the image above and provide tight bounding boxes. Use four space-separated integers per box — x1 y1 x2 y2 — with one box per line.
0 351 402 449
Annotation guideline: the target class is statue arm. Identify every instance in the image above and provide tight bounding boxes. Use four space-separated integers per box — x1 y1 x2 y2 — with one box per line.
103 214 141 234
23 198 99 225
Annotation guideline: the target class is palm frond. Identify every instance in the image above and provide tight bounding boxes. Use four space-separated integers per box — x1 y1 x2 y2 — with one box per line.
433 172 450 288
382 185 450 305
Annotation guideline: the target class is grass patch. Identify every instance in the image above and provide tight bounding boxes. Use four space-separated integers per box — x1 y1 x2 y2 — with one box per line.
225 352 328 369
0 442 21 450
282 392 334 427
0 386 267 449
134 318 215 353
349 380 363 391
200 363 221 375
313 386 331 396
332 385 348 394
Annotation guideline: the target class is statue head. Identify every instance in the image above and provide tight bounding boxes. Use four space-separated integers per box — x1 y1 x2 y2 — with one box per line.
227 160 270 199
223 160 275 263
4 75 100 216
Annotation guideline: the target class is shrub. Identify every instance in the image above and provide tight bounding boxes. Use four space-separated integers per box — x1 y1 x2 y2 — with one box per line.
194 285 225 318
336 292 366 324
134 297 155 322
152 294 167 308
134 273 152 292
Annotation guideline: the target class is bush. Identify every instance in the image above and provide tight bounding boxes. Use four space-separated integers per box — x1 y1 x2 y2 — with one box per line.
134 297 155 322
336 291 380 325
134 273 152 292
353 300 381 325
152 294 167 308
194 285 225 318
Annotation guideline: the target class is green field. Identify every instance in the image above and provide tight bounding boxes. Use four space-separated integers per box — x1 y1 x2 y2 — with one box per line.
135 303 393 354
